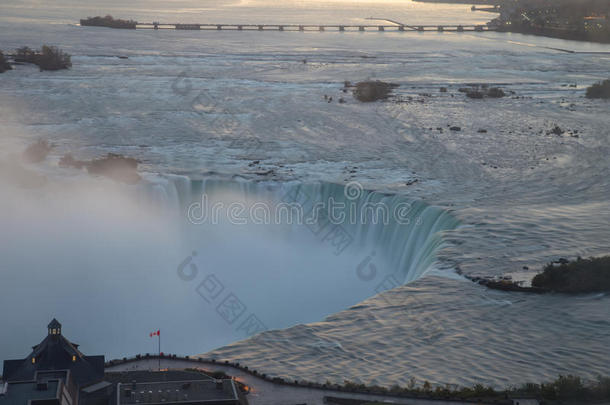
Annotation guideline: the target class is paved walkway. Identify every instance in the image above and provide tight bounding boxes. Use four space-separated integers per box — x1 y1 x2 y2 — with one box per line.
106 358 492 405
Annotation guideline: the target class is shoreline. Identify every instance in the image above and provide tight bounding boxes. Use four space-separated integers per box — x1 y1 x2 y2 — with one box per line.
106 357 490 405
413 0 610 44
105 356 610 405
495 25 610 45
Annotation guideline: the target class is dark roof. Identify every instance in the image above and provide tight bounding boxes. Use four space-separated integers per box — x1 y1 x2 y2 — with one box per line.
47 318 62 330
94 371 230 405
2 333 104 387
1 360 22 381
0 380 60 405
104 370 215 385
81 380 113 394
116 378 238 405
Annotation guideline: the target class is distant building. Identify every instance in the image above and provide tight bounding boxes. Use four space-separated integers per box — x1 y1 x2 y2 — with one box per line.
1 319 105 405
1 320 244 405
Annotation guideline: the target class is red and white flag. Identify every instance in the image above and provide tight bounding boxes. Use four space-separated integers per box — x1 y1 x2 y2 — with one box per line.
149 330 160 337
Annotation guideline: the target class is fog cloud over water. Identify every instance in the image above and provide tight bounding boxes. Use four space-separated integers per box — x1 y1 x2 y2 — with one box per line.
0 160 458 361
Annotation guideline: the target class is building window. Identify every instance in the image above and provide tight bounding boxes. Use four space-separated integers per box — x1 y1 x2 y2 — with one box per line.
72 355 77 362
52 329 56 335
32 357 36 364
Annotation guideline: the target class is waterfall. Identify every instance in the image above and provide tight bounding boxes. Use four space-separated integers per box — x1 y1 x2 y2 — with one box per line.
143 175 461 285
0 172 460 359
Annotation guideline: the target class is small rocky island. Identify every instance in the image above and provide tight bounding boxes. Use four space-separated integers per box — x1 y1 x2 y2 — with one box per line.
458 84 506 99
348 80 399 102
586 79 610 99
80 15 137 29
473 256 610 294
531 256 610 293
14 46 71 71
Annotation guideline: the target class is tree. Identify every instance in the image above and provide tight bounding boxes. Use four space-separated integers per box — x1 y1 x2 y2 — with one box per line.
38 45 72 71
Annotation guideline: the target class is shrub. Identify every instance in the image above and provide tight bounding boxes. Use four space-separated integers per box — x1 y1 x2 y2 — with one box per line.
422 381 432 393
15 47 35 62
532 256 610 292
552 375 586 400
0 51 11 73
595 376 610 399
38 46 71 70
210 370 228 379
586 79 610 99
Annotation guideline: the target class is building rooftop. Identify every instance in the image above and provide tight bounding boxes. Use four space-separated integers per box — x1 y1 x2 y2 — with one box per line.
0 379 61 405
2 318 104 387
117 379 239 404
105 370 215 385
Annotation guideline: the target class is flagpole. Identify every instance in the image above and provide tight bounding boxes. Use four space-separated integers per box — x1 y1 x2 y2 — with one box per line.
158 331 161 371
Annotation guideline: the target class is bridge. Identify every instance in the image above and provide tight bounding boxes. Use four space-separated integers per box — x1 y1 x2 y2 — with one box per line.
132 22 493 32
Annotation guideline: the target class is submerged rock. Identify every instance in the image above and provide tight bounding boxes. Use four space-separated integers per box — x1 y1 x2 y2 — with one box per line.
59 152 141 184
22 140 52 163
466 90 485 99
486 87 506 98
87 153 141 184
548 125 564 136
59 153 88 169
460 84 506 99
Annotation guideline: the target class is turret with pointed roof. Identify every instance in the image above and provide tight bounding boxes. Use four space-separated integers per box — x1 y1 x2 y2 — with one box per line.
47 318 62 335
2 319 104 387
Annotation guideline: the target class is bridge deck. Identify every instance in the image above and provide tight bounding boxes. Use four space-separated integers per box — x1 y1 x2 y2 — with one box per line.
130 22 494 32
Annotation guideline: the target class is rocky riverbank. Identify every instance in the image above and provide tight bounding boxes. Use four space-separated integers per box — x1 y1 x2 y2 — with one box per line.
469 256 610 294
